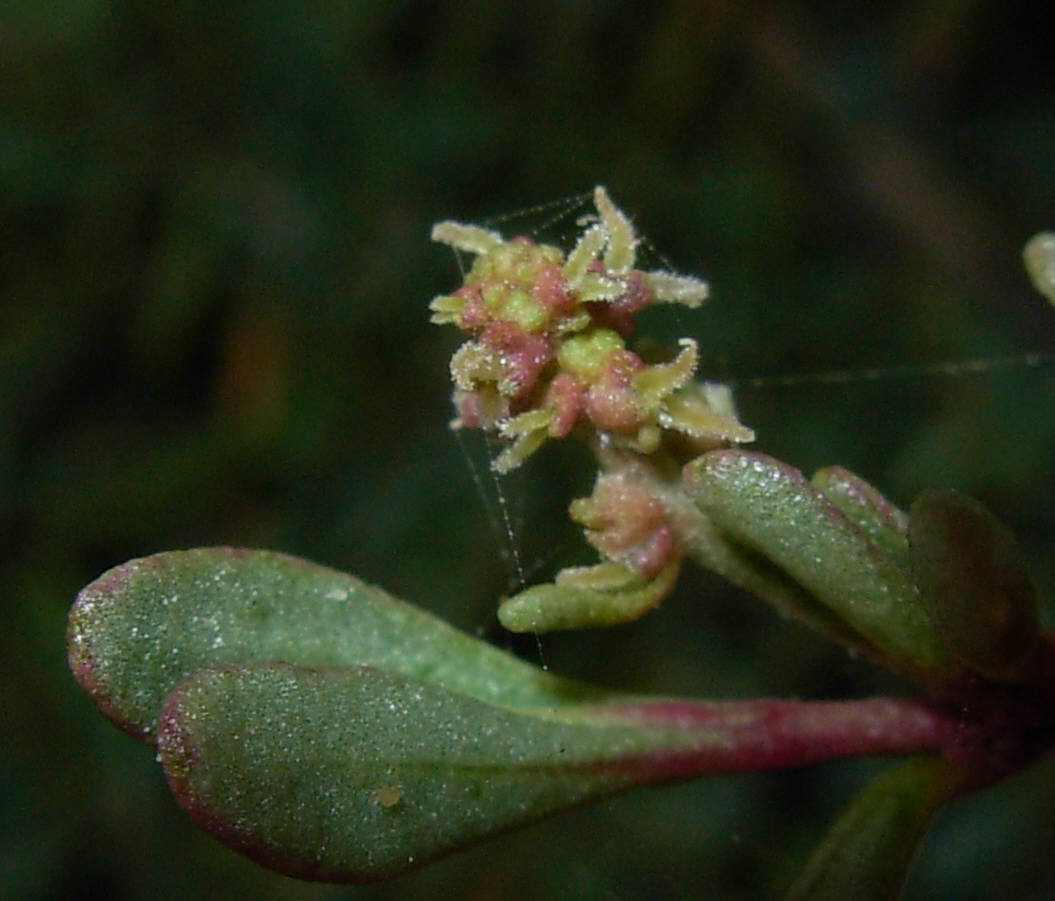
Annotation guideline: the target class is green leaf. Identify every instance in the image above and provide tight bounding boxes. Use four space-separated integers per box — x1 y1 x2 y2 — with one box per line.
908 490 1039 682
158 664 954 883
786 757 964 901
1023 231 1055 305
649 464 877 658
497 559 680 632
67 548 610 742
154 663 742 882
684 451 954 678
811 466 910 576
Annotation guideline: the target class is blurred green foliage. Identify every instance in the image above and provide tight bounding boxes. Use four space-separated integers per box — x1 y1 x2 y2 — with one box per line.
4 1 1055 898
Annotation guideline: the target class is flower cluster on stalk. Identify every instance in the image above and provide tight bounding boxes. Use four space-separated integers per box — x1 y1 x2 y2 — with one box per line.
430 187 754 629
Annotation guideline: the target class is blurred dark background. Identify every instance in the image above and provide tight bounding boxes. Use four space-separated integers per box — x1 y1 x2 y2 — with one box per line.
5 2 1055 899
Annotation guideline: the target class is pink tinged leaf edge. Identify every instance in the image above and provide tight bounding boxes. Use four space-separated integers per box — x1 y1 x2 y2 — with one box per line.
67 547 294 742
66 564 144 739
157 667 365 884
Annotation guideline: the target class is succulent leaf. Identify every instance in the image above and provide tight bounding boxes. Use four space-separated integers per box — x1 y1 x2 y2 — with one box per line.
786 757 965 901
908 489 1040 682
67 548 611 742
497 559 681 632
157 662 691 882
1023 231 1055 305
811 466 911 575
158 663 954 883
685 451 954 677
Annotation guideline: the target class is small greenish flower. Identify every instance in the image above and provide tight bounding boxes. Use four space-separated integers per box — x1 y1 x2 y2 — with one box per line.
431 187 753 473
571 472 679 579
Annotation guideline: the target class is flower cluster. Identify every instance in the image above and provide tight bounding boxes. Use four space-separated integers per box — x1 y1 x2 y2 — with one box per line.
431 187 755 630
430 187 754 473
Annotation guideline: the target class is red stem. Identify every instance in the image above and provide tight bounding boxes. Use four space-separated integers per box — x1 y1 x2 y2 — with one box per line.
604 696 958 778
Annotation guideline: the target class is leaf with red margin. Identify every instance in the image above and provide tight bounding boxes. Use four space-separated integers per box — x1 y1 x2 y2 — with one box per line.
67 548 609 742
159 663 954 883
